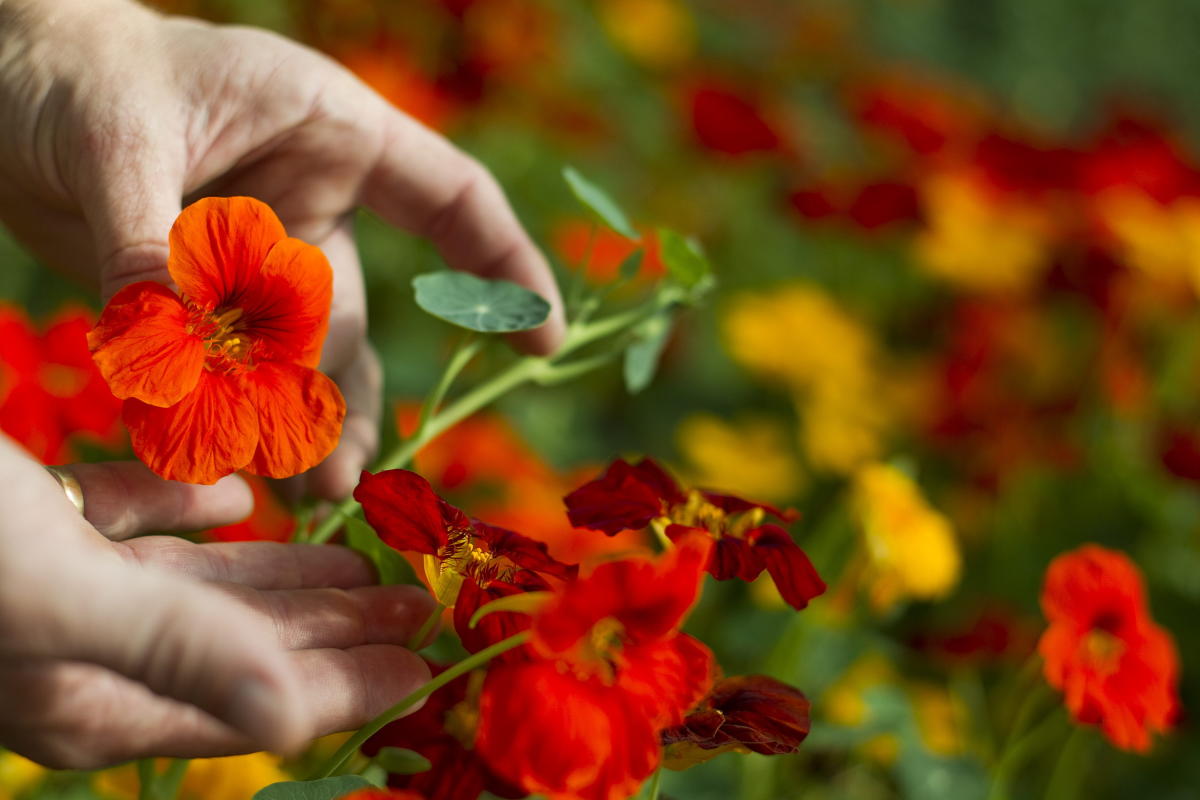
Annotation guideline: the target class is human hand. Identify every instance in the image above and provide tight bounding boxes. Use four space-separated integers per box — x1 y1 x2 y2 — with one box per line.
0 436 436 768
0 0 566 498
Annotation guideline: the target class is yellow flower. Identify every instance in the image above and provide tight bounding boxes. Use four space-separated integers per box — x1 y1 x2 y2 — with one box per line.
914 172 1053 293
675 413 804 503
853 463 960 610
1099 190 1200 294
598 0 696 69
0 751 45 800
723 285 887 474
95 753 289 800
909 684 967 757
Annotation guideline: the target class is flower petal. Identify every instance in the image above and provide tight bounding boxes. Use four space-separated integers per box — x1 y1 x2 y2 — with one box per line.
564 458 682 535
242 237 334 368
244 363 345 479
354 469 452 555
123 370 257 484
167 196 287 310
88 282 204 407
749 525 826 610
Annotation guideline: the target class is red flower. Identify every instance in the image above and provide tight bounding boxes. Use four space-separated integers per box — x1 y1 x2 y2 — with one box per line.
475 534 716 800
87 196 345 484
1038 545 1180 752
660 675 811 769
342 790 428 800
355 469 576 626
0 304 123 463
364 665 524 800
564 459 825 610
688 82 782 157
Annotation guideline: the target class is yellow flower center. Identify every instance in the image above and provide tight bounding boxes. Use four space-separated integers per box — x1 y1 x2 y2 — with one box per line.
664 489 764 539
1081 629 1125 673
204 307 251 361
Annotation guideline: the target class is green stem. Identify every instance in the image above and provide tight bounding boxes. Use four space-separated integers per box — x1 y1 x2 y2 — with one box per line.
417 335 483 432
136 759 157 800
158 759 190 800
315 631 531 778
1043 725 1089 800
988 710 1064 800
646 766 663 800
406 601 446 650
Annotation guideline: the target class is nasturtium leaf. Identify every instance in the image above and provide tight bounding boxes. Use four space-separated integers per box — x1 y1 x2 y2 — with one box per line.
251 775 371 800
563 166 638 239
374 747 433 775
624 313 674 394
413 272 550 333
468 590 553 628
344 518 414 586
617 250 644 282
657 228 710 288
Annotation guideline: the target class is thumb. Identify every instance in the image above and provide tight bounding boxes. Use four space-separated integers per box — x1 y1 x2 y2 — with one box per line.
76 120 183 300
48 556 310 754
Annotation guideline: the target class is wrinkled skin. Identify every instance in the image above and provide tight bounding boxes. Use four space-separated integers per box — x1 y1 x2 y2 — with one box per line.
0 0 563 768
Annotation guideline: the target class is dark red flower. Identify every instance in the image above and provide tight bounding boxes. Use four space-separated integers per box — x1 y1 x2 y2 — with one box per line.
1039 545 1180 752
355 469 576 610
688 82 781 157
476 534 715 800
364 665 524 800
564 459 825 610
660 675 811 768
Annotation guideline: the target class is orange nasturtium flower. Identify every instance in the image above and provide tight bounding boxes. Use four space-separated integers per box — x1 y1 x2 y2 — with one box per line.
1038 545 1180 752
88 197 345 484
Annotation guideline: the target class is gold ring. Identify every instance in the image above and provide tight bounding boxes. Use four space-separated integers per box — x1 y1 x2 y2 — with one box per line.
45 465 85 516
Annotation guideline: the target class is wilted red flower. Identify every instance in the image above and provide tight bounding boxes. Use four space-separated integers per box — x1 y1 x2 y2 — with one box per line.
0 304 123 463
355 468 576 638
88 196 345 484
564 458 825 610
202 474 294 543
364 665 524 800
476 533 716 800
660 675 811 769
1038 545 1180 752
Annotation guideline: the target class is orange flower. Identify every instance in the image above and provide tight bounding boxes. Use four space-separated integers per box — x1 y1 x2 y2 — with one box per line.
88 197 345 484
0 304 123 463
1038 545 1180 752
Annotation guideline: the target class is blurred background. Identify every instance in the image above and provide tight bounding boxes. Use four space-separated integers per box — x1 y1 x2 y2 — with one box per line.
3 1 1199 798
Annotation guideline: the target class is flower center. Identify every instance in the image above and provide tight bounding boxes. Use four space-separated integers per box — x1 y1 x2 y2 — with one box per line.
187 303 254 369
441 527 514 587
572 616 627 684
1081 629 1125 672
666 490 764 538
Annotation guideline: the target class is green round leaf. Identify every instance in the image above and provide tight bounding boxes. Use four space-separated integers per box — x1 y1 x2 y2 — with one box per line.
374 747 434 775
413 272 551 333
624 313 674 394
657 228 711 289
251 775 372 800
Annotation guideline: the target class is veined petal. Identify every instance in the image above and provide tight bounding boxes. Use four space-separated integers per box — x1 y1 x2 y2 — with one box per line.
244 363 345 479
749 525 826 610
242 237 334 368
167 197 287 310
88 282 204 407
123 370 257 484
354 469 452 555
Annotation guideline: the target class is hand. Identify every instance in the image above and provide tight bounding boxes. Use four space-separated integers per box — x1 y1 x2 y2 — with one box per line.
0 0 566 499
0 436 436 768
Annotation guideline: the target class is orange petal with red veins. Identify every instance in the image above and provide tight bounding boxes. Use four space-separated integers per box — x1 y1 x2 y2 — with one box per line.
123 370 258 484
243 236 333 368
88 282 204 407
244 363 345 479
167 197 287 309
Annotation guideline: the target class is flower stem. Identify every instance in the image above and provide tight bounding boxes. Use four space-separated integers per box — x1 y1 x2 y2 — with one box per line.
307 298 673 546
646 766 663 800
137 759 156 800
314 630 531 778
158 759 190 800
406 601 446 650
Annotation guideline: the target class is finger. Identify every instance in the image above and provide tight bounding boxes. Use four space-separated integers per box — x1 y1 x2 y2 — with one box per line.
215 583 436 651
64 461 253 540
73 109 186 299
117 537 376 590
363 106 566 355
309 339 382 500
35 558 309 755
0 646 431 766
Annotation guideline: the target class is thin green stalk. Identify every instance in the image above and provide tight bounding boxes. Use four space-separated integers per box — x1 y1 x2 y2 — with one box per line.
315 631 531 778
136 759 157 800
406 601 446 650
646 766 663 800
158 759 190 800
988 707 1064 800
417 335 483 432
1043 725 1089 800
